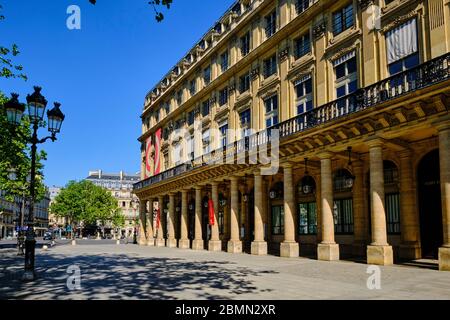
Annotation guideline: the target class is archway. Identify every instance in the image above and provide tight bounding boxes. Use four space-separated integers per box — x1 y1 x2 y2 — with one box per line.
418 149 443 259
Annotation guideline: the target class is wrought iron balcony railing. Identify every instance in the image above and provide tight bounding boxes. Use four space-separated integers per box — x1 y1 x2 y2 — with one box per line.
134 52 450 191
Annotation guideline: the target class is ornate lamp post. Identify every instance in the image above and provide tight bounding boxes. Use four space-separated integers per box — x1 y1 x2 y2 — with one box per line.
4 87 65 281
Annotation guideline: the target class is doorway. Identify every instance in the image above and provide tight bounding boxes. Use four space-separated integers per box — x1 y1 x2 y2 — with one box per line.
418 149 443 259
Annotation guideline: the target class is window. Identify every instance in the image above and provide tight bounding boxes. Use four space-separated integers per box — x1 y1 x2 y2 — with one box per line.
295 75 313 115
189 134 195 159
219 122 228 148
154 111 160 123
219 87 228 106
271 205 284 235
202 100 210 117
163 153 169 170
203 66 211 86
295 0 311 14
177 90 183 106
164 102 170 115
264 95 279 128
187 110 195 126
332 4 354 36
202 129 211 154
294 33 311 59
386 193 400 234
299 202 317 235
173 142 182 166
240 32 251 57
265 10 277 38
190 79 196 96
263 55 277 78
220 51 229 73
240 109 251 137
334 52 357 111
386 19 419 91
239 73 251 93
334 199 354 234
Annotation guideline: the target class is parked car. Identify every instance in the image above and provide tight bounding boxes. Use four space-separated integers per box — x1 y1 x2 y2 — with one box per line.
43 233 53 241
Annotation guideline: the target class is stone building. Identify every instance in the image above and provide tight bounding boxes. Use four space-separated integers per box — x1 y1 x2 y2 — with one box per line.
133 0 450 271
86 170 140 237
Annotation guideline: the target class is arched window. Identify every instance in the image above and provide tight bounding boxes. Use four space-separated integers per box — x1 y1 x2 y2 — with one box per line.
384 160 400 234
270 181 284 235
333 169 354 234
297 176 317 235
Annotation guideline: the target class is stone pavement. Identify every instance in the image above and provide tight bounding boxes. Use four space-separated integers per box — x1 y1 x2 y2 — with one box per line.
1 241 450 300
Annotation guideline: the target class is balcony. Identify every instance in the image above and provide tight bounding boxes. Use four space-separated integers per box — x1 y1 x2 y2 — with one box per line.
134 52 450 192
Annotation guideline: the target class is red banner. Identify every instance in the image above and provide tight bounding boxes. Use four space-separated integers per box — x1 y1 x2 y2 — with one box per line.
208 199 215 226
144 136 152 179
156 208 161 229
154 128 162 175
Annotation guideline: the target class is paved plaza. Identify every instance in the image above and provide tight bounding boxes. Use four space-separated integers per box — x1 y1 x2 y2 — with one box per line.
1 240 450 300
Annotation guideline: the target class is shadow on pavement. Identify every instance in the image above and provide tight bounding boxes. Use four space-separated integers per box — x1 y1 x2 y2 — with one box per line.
0 251 278 300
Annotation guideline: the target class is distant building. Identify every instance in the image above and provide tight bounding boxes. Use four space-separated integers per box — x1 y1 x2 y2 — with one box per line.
86 170 140 237
48 186 66 228
0 189 50 238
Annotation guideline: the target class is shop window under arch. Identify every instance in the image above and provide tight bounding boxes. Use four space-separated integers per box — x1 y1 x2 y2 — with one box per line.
333 169 354 234
297 170 317 235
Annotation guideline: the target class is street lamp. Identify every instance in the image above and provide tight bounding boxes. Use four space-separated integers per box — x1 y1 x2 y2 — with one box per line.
4 87 65 281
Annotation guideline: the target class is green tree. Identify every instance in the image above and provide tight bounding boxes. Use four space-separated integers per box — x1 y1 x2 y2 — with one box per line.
0 5 27 80
0 91 46 202
50 180 121 237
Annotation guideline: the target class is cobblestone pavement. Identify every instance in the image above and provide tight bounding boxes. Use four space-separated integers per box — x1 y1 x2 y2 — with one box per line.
1 240 450 300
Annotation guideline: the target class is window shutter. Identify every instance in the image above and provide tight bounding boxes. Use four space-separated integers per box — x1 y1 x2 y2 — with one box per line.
386 19 418 64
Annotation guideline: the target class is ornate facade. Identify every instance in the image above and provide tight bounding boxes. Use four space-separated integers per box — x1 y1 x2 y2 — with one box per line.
134 0 450 270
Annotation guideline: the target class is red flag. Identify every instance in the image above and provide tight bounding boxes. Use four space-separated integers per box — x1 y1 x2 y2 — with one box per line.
156 208 161 229
208 199 215 226
154 128 162 175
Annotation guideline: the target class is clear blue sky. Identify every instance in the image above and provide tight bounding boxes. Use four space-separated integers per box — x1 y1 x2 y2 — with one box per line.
1 0 234 187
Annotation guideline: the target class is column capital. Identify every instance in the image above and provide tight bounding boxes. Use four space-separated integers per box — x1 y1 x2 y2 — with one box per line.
210 181 219 187
168 192 176 197
317 152 334 160
194 185 202 191
399 148 413 159
366 137 384 149
434 119 450 132
281 162 295 169
181 189 189 194
229 176 239 182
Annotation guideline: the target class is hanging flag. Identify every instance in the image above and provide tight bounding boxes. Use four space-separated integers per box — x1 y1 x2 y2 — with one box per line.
156 208 161 229
208 198 215 226
154 128 162 175
145 136 153 179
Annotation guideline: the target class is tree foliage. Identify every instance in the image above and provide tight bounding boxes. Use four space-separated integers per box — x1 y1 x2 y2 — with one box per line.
0 91 46 202
89 0 173 22
0 5 27 80
50 180 123 228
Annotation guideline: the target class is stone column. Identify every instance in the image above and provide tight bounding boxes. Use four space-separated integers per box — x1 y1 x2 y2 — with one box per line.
145 200 154 246
352 161 366 256
399 149 421 260
228 177 242 253
209 182 222 251
179 190 190 249
192 186 204 250
438 123 450 271
367 140 393 265
166 193 177 248
251 173 267 255
318 153 340 261
281 164 299 257
138 200 147 245
155 195 166 247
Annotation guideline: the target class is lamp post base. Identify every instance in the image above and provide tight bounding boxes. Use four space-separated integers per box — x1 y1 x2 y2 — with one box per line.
22 270 36 282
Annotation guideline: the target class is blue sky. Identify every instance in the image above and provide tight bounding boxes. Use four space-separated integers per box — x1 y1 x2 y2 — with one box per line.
1 0 234 187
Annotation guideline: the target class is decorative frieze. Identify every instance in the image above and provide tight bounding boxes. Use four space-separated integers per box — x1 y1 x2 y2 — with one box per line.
279 46 290 62
381 11 418 33
251 66 260 80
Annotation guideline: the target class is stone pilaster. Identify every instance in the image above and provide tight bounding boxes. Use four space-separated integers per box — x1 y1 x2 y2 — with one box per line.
155 196 166 247
228 177 242 253
251 173 267 255
145 200 155 246
352 161 366 256
399 149 421 260
209 182 222 251
138 200 147 245
179 190 190 249
367 140 393 265
167 193 177 248
438 123 450 271
318 153 340 261
192 187 204 250
280 164 299 258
